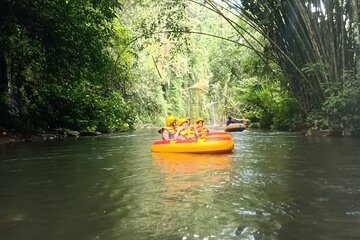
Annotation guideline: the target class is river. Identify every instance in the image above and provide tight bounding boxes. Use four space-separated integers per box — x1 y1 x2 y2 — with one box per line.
0 129 360 240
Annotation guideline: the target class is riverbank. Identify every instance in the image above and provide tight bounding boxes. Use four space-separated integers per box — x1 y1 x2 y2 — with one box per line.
1 126 356 146
0 127 102 146
0 132 63 145
0 133 23 145
0 127 23 145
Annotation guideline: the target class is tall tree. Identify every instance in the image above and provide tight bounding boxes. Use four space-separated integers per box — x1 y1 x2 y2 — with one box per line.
217 0 360 133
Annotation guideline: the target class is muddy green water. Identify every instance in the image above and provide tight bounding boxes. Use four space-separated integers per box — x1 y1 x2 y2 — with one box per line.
0 129 360 240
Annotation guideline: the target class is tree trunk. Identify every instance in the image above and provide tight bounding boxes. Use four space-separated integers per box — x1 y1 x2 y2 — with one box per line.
352 0 360 81
0 51 7 94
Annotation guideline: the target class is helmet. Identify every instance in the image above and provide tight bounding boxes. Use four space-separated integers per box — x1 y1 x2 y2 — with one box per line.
177 118 188 126
165 115 176 126
195 117 205 123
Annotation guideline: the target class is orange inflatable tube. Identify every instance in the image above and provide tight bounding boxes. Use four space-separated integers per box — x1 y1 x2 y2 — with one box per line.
199 131 231 139
151 136 234 153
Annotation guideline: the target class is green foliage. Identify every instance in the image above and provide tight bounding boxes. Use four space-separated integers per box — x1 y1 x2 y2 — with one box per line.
165 76 187 116
126 71 167 126
238 77 301 130
306 72 360 135
43 82 135 132
0 0 141 133
236 0 360 134
272 97 304 131
316 72 360 133
4 0 356 135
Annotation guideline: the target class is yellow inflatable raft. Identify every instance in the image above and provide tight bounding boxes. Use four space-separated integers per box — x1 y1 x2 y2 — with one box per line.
224 123 247 132
151 136 234 154
198 131 231 139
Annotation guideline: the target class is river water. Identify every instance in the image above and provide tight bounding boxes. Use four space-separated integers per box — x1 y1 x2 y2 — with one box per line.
0 129 360 240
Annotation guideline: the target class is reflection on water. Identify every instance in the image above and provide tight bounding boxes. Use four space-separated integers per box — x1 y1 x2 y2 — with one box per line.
153 153 234 192
141 153 236 240
1 129 360 240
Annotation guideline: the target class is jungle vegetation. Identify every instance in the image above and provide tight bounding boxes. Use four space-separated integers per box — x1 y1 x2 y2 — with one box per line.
0 0 359 135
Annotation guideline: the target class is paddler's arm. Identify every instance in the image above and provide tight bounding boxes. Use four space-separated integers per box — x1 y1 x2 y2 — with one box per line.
162 129 170 140
234 117 243 123
191 125 199 137
203 126 209 133
174 126 184 139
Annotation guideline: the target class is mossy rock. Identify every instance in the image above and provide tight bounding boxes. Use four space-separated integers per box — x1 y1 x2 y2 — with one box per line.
64 129 79 137
79 131 100 136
